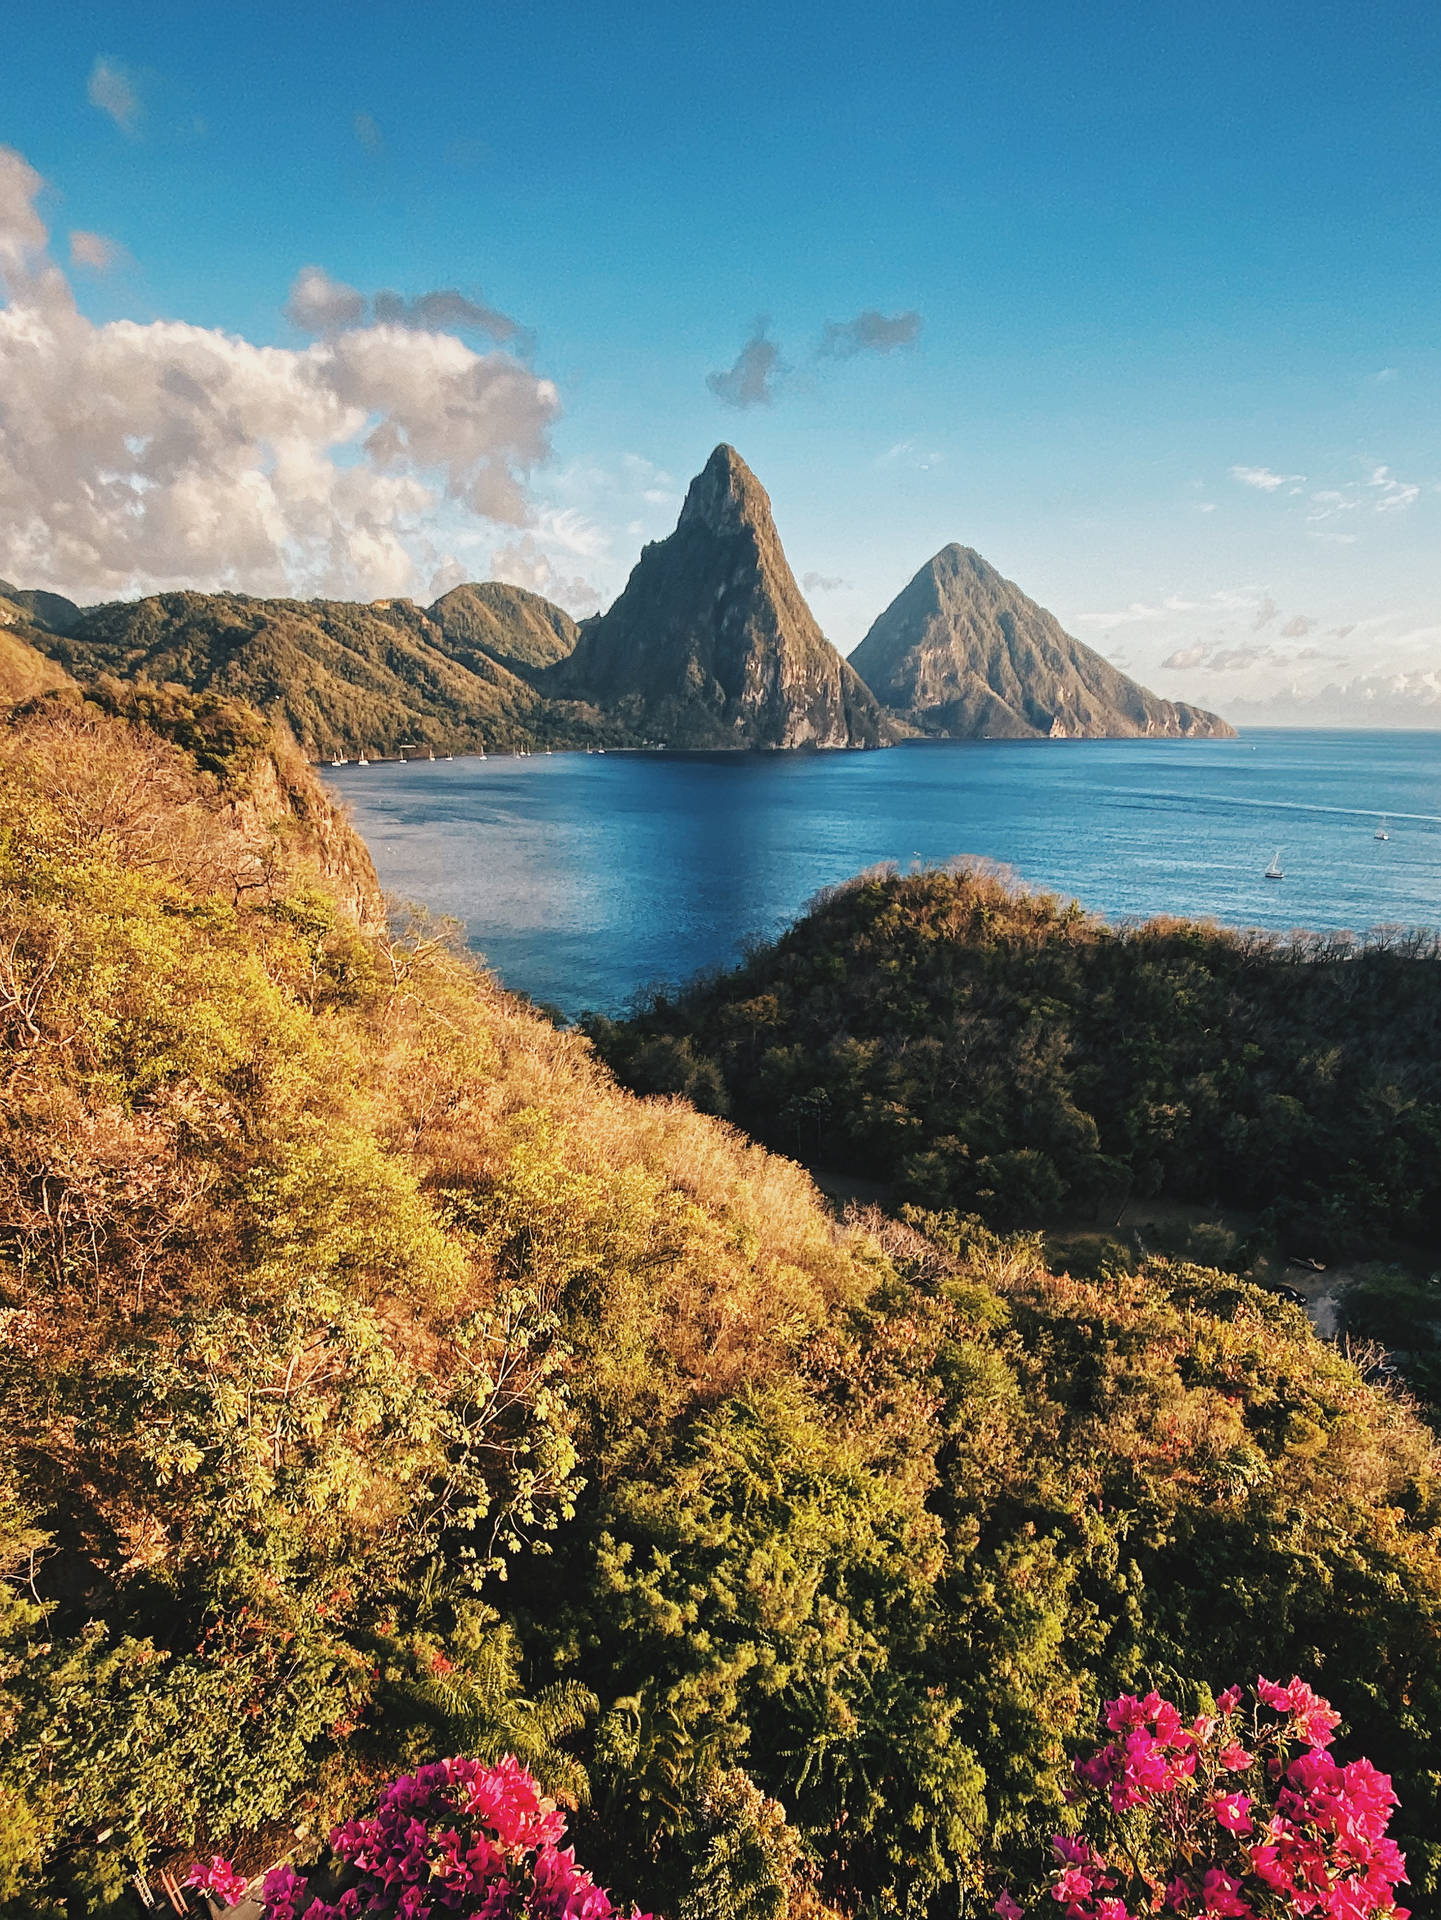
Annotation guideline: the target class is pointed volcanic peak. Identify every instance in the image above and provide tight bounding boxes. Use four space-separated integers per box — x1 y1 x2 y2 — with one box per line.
552 445 884 748
848 544 1234 739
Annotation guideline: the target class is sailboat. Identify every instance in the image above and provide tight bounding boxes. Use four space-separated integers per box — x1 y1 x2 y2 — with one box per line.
1375 816 1390 841
357 749 370 767
1264 849 1284 880
427 747 435 762
330 752 348 767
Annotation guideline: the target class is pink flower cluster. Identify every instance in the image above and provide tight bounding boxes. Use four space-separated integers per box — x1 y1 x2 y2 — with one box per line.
253 1756 657 1920
187 1855 252 1907
993 1678 1409 1920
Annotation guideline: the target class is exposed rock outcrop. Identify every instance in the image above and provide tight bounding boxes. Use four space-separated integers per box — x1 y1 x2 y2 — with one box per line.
550 445 884 748
847 544 1233 739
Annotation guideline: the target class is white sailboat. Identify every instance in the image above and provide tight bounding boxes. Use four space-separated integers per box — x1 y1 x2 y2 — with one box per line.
357 748 370 767
330 752 348 767
1264 848 1284 880
1375 816 1390 841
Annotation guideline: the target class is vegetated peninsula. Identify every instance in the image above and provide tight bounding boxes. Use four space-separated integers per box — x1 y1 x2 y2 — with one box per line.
848 543 1233 738
590 861 1439 1253
547 444 885 748
2 631 1439 1911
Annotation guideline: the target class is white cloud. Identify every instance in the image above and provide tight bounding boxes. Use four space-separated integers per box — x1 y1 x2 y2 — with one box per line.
0 144 559 603
69 230 120 272
87 57 141 135
285 265 366 332
1230 464 1303 492
1161 643 1206 670
803 571 851 592
489 534 600 614
1369 464 1420 512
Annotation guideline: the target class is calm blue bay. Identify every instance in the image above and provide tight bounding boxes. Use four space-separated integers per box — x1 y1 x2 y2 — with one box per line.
323 730 1441 1019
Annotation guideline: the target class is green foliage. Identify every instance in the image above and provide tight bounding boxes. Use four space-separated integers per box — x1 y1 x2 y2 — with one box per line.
7 699 1441 1919
36 588 646 757
590 867 1441 1254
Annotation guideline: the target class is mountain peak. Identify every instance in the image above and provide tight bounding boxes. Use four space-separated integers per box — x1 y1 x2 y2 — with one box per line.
551 447 882 748
849 545 1234 741
677 443 773 539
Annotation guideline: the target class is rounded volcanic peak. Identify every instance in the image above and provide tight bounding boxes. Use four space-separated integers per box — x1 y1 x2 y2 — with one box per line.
677 444 776 540
428 580 579 676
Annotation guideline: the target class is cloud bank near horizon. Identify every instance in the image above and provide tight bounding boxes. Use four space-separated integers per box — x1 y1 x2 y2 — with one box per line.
0 144 560 604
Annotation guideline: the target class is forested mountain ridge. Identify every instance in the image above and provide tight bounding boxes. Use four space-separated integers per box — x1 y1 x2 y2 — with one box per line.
4 682 1441 1913
848 544 1233 738
547 445 886 748
31 585 626 757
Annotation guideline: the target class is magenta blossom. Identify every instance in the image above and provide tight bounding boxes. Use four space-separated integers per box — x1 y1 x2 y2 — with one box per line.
258 1758 657 1920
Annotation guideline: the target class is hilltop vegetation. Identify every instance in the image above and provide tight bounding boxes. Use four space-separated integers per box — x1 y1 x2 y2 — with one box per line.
35 587 636 758
590 863 1441 1256
2 682 1439 1916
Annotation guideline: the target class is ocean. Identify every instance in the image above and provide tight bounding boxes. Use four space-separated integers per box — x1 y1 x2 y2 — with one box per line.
323 730 1441 1018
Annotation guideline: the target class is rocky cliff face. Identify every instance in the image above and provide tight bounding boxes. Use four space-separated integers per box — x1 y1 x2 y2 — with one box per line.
552 445 884 748
848 544 1234 740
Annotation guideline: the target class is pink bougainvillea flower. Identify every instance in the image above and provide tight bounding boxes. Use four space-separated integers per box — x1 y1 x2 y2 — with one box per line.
994 1894 1025 1920
1210 1792 1253 1836
1199 1865 1251 1916
1215 1687 1243 1716
1217 1743 1252 1772
187 1856 250 1906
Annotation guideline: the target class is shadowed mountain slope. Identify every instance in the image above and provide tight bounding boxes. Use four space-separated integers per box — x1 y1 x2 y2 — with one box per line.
848 544 1233 739
551 445 884 748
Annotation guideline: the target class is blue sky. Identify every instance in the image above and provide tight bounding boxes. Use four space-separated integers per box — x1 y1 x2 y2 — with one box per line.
2 0 1439 718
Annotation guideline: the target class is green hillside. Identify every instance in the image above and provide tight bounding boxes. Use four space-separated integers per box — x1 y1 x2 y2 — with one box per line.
588 863 1441 1254
3 689 1441 1915
429 580 581 679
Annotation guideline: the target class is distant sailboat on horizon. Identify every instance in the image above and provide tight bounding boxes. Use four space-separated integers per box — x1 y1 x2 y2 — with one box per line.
1375 816 1390 840
1265 848 1284 880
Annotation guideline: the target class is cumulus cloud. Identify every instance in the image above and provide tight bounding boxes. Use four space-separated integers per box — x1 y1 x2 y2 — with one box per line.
69 230 120 272
0 144 559 603
1251 595 1280 630
87 57 141 134
1279 614 1315 638
706 323 781 408
803 571 850 592
285 265 367 332
1161 643 1207 670
1230 464 1303 491
817 309 922 357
